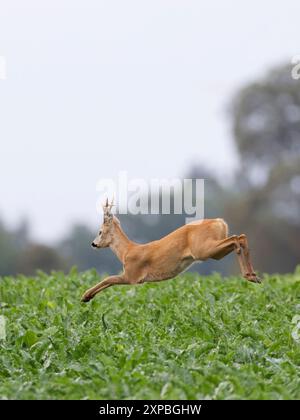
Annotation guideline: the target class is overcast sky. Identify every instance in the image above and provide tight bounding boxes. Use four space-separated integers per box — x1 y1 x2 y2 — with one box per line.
0 0 299 242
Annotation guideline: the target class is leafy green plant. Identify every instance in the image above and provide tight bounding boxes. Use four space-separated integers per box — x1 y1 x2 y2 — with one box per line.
0 268 299 400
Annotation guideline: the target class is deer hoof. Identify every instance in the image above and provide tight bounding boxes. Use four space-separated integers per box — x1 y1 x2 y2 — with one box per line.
245 273 262 284
81 293 92 302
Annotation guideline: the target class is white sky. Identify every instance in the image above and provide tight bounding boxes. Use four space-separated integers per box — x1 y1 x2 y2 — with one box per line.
0 0 299 242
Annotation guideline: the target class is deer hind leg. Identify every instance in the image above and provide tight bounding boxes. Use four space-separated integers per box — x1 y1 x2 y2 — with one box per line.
209 235 247 276
207 235 259 283
238 234 260 283
81 275 129 302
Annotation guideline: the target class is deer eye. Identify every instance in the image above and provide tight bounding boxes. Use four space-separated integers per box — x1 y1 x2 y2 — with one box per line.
99 230 102 235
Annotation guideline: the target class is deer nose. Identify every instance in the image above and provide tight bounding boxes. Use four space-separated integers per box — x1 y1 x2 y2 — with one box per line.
91 242 97 248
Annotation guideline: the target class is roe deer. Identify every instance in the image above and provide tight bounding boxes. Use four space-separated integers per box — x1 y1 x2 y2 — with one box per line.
81 200 260 302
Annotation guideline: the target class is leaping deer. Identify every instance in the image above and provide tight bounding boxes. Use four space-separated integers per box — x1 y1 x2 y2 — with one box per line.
81 200 260 302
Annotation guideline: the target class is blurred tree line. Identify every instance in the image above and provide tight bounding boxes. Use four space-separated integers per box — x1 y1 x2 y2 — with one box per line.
0 63 299 277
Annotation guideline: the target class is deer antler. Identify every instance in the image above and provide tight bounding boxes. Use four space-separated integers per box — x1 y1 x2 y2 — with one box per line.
103 197 114 221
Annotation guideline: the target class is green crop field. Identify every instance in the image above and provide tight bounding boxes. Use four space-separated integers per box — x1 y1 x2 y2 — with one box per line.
0 268 300 400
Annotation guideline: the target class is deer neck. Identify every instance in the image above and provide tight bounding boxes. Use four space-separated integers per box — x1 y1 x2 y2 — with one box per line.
110 223 134 262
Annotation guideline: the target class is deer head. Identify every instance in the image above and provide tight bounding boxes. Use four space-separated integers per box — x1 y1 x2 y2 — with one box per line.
91 198 117 248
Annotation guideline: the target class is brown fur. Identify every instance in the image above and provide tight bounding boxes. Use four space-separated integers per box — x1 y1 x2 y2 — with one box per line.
81 206 259 302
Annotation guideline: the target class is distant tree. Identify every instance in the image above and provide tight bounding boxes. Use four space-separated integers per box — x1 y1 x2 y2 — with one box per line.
232 63 300 185
0 220 19 275
228 63 300 273
16 244 66 275
0 217 33 275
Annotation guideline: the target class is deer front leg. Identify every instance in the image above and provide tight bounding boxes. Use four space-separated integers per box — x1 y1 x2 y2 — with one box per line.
81 275 128 302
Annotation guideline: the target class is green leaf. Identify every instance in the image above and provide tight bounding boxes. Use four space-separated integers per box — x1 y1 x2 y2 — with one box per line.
22 330 39 347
